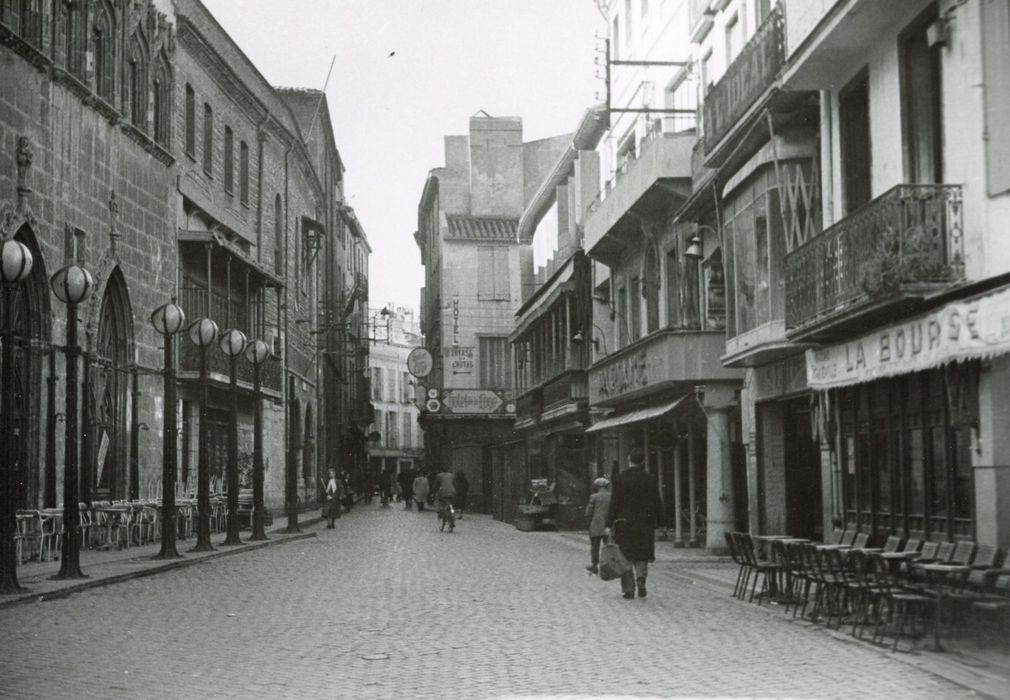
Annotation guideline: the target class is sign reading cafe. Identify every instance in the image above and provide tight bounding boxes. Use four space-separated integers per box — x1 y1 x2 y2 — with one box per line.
806 287 1010 390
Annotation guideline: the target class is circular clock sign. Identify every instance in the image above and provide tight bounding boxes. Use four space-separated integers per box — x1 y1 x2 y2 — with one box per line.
407 347 434 378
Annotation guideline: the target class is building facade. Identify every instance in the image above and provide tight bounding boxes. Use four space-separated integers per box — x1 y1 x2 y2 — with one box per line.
415 115 568 514
0 0 366 538
367 307 424 479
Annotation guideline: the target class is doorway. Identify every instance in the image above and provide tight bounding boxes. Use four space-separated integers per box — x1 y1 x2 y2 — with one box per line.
782 396 822 540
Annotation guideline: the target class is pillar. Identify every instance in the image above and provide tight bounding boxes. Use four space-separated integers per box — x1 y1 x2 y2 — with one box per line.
672 424 684 547
705 405 734 553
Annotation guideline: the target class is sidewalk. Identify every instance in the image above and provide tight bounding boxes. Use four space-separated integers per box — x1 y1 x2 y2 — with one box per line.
0 510 325 610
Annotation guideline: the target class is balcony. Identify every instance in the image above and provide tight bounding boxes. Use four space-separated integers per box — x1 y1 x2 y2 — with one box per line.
785 184 965 341
584 132 694 264
516 370 588 428
178 340 282 395
589 329 741 407
702 6 784 159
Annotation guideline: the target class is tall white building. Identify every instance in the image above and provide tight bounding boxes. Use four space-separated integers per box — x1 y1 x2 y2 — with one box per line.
367 307 425 477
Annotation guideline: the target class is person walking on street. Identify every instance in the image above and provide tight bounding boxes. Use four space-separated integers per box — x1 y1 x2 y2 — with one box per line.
584 477 611 575
606 448 664 599
324 469 345 529
413 470 430 512
378 467 393 506
433 470 457 532
398 468 415 510
453 470 470 519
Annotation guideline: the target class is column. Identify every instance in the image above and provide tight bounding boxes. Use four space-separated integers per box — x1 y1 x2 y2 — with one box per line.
672 423 684 547
687 420 698 547
705 406 734 553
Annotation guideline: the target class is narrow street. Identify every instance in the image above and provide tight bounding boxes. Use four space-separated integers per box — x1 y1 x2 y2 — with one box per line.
0 507 988 699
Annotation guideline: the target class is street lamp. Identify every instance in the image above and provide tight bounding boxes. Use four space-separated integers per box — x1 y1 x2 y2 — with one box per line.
187 317 218 552
0 238 33 594
150 299 186 559
244 338 270 541
218 328 246 546
49 262 93 581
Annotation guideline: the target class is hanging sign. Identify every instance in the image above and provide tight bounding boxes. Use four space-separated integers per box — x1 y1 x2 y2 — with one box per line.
806 286 1010 390
406 347 433 378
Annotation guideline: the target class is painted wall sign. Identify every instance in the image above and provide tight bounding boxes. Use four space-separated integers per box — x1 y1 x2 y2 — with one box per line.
751 353 808 401
441 389 508 414
806 286 1010 390
452 297 461 346
448 346 474 375
596 351 649 400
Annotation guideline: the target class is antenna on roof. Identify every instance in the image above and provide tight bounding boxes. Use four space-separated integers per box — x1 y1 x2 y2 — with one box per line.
304 55 336 144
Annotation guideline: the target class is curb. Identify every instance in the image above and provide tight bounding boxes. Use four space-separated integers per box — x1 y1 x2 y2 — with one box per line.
0 530 318 610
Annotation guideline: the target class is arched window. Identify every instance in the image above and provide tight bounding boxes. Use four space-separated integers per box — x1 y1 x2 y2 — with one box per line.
62 1 85 78
92 2 115 103
274 194 284 275
15 0 42 47
151 54 172 147
127 38 148 129
643 240 660 333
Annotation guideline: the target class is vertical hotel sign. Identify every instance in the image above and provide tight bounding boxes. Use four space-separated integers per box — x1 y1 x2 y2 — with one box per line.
452 296 460 346
806 286 1010 389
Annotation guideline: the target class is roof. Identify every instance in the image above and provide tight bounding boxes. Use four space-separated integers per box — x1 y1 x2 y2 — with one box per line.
445 215 518 242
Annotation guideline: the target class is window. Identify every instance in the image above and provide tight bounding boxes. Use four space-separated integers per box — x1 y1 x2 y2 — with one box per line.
666 248 681 328
224 126 234 193
617 284 628 347
184 85 196 156
202 103 213 176
726 14 743 66
401 413 412 448
374 409 384 445
129 50 146 129
274 194 283 275
371 367 383 402
152 59 171 148
839 70 871 213
644 244 660 334
479 336 511 389
93 10 114 103
402 371 412 403
386 368 397 402
982 0 1010 195
385 411 398 448
300 221 312 297
63 1 85 79
477 246 509 300
900 8 943 185
630 276 641 339
239 141 249 205
16 0 42 47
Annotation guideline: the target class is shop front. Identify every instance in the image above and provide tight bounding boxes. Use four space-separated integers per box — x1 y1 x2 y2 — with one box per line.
807 285 1010 547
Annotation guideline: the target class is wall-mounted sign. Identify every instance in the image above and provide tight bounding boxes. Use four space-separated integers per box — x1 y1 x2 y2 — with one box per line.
427 388 439 399
426 398 441 413
596 351 649 400
406 347 433 378
442 389 505 414
448 346 474 375
452 297 461 346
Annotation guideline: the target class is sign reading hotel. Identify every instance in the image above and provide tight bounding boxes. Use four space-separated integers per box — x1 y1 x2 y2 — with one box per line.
452 297 461 346
441 389 509 414
806 287 1010 390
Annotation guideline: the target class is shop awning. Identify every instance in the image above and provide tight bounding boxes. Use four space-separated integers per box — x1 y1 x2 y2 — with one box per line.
585 394 690 433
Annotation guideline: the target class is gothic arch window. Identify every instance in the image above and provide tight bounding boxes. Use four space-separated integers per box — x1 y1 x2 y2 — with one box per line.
274 194 284 275
92 2 115 104
127 35 148 130
10 0 43 47
643 239 661 334
93 267 133 501
61 0 86 79
151 52 172 147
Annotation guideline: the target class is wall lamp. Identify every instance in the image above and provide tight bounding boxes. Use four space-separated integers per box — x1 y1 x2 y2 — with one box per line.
572 329 598 351
686 224 720 260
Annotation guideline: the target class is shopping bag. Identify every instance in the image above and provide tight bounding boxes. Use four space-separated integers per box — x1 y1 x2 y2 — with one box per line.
598 539 631 581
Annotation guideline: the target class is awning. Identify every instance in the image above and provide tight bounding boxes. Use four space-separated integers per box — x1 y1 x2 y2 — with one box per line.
585 394 689 433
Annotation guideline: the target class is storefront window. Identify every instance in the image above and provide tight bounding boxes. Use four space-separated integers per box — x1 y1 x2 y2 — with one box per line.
907 427 925 514
952 426 973 520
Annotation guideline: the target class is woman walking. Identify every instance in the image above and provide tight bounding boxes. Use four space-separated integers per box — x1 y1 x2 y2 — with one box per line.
324 469 345 529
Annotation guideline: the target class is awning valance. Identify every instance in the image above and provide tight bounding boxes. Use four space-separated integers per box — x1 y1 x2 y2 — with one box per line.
585 394 689 433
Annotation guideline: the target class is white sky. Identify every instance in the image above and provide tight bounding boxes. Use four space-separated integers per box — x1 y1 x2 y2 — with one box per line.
201 0 605 312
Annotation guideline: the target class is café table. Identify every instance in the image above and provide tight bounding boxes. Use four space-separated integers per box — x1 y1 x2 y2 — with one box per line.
93 505 131 549
919 563 971 651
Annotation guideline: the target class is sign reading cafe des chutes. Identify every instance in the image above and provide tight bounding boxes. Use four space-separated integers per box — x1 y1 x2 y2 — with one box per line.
805 286 1010 390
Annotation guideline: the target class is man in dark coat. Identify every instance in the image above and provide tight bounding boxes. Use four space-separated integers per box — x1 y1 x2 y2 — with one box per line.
605 447 664 599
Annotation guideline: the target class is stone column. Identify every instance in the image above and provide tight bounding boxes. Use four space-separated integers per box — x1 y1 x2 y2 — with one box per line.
702 382 737 554
672 425 684 547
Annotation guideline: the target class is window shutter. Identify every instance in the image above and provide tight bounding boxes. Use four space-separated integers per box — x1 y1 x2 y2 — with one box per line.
493 248 510 299
478 246 494 298
983 0 1010 195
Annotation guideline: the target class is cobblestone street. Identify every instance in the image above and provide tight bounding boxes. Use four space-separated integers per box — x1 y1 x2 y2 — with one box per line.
1 506 1002 699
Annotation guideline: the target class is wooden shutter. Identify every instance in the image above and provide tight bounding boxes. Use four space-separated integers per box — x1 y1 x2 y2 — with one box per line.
983 0 1010 195
493 248 510 299
478 246 494 299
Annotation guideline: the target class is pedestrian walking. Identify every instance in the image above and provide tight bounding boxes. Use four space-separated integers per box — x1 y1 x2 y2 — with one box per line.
324 469 345 529
398 467 415 510
605 448 664 599
584 477 611 575
453 470 469 519
413 470 430 512
378 467 393 506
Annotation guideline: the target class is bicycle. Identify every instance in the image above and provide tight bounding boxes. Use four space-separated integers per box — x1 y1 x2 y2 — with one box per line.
437 497 455 533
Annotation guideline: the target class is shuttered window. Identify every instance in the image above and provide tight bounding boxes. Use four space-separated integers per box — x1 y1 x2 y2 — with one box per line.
402 413 412 447
479 336 511 389
982 0 1010 195
477 246 510 300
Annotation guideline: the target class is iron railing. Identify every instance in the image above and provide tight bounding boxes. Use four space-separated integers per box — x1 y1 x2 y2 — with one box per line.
178 341 281 393
702 6 784 153
785 184 965 332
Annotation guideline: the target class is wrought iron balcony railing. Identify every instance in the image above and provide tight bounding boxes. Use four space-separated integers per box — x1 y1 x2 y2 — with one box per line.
785 184 965 333
516 370 588 421
702 6 784 153
179 340 282 393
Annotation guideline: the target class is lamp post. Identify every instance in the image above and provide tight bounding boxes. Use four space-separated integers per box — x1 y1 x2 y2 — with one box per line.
218 328 246 546
49 262 93 581
0 238 33 593
187 317 218 552
150 299 186 559
244 339 270 541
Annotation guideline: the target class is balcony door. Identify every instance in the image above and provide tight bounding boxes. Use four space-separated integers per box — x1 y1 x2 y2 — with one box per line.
839 70 872 214
901 9 944 185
